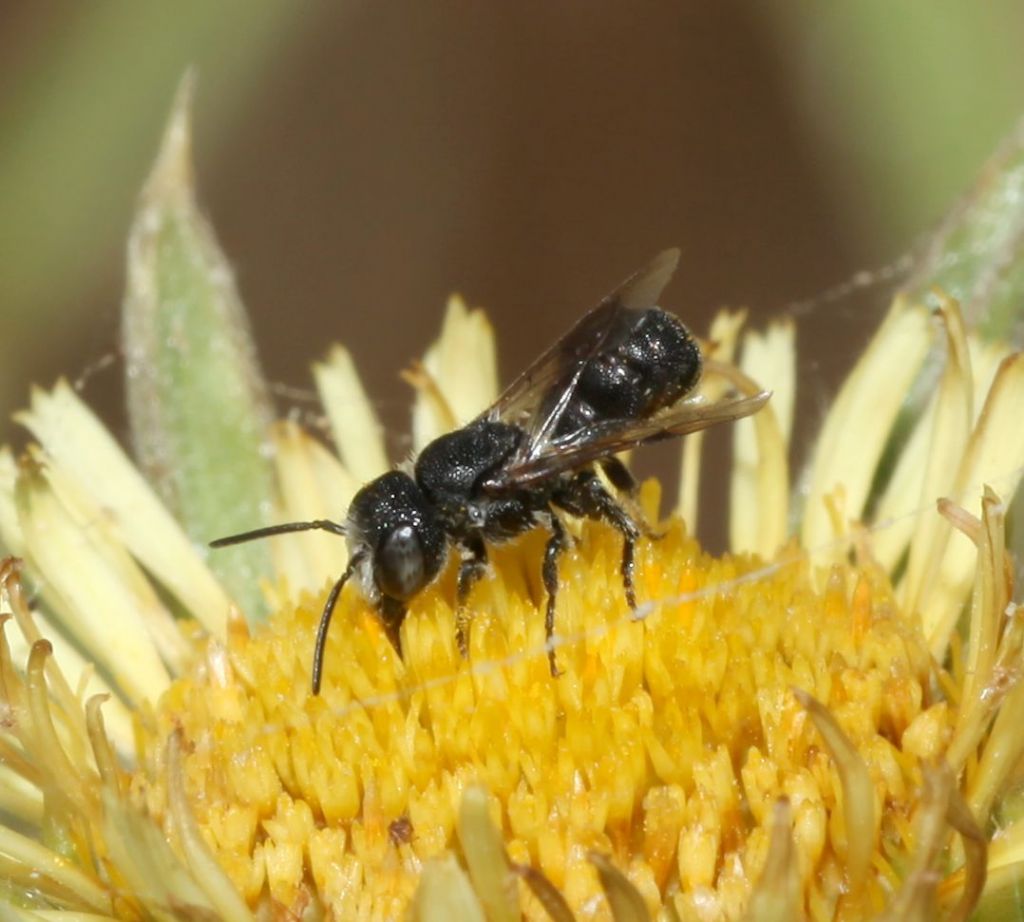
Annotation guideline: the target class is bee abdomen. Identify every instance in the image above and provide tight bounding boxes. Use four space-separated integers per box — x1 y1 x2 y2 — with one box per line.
555 308 701 437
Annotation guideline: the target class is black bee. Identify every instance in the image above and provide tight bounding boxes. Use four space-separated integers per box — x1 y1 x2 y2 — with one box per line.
211 249 769 693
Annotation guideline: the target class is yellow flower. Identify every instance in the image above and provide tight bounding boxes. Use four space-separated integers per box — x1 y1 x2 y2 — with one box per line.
3 84 1024 922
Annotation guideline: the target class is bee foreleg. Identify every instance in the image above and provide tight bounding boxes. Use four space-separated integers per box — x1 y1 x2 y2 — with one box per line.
455 534 488 658
379 596 407 658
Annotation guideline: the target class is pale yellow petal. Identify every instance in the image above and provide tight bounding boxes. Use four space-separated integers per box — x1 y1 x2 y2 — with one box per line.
32 454 189 671
3 608 135 754
730 319 794 556
743 800 800 922
269 420 355 594
312 344 389 481
166 732 255 922
264 533 310 613
406 359 457 453
920 352 1024 654
412 854 487 922
677 309 746 527
429 294 499 422
15 380 232 636
801 298 933 558
739 318 795 445
987 821 1024 882
14 455 174 705
412 295 498 451
101 787 225 921
0 764 43 826
10 913 119 921
899 297 974 614
955 491 1022 821
0 827 110 912
974 855 1024 922
960 490 1007 726
871 334 1009 570
796 689 874 892
457 786 520 922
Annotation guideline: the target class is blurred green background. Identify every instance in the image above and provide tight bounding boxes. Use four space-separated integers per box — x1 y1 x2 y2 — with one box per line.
2 3 1023 485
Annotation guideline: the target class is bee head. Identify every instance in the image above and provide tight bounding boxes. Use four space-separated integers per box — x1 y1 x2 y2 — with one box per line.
346 470 446 603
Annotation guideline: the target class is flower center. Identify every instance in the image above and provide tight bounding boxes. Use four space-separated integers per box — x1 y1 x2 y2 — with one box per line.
131 516 944 919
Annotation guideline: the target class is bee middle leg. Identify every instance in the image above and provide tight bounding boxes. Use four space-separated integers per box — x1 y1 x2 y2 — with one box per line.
542 515 569 677
455 534 488 657
556 470 641 610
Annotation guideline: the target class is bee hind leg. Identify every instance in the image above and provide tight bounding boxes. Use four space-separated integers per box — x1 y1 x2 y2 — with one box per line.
600 456 637 494
599 456 663 541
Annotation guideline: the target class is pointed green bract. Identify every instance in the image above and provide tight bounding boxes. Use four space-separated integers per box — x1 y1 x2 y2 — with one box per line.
906 117 1024 343
122 75 274 620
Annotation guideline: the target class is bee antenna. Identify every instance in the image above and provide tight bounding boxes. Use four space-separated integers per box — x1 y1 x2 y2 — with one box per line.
209 519 347 548
311 551 366 695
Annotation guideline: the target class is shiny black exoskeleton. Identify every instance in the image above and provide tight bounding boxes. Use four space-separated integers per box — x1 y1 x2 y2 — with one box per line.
210 249 769 693
551 307 702 438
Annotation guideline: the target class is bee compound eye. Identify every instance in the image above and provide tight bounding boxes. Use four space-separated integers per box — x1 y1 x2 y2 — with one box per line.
376 524 428 601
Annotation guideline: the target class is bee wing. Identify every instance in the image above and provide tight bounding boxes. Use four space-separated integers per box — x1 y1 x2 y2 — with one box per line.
483 389 771 491
481 249 681 445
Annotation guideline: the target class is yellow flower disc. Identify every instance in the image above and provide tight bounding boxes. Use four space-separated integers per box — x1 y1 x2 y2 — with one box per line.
131 511 943 921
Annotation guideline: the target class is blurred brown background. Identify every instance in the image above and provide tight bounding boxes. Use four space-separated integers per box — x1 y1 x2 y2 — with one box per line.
2 3 1024 541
